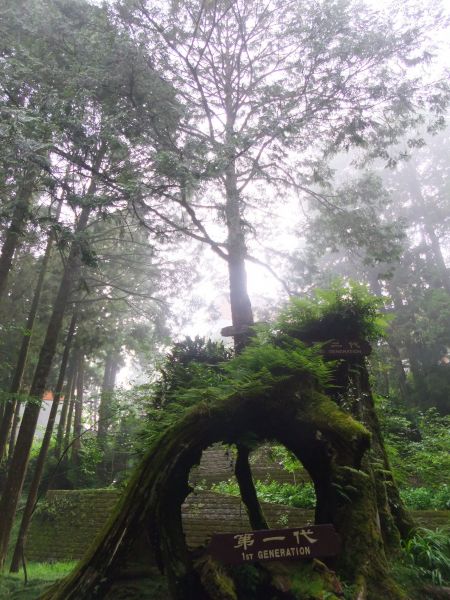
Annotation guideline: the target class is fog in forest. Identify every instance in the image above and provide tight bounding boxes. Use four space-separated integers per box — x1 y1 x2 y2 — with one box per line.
0 1 449 598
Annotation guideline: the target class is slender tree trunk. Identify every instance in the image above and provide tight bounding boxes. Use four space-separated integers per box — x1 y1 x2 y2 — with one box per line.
97 352 119 444
7 400 21 460
97 352 119 484
234 443 268 530
224 160 254 351
54 357 77 459
0 172 35 301
63 376 77 452
0 197 62 463
71 353 84 466
9 311 77 572
0 204 92 569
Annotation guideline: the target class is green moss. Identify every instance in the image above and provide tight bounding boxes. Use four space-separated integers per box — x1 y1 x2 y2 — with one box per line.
333 464 406 600
301 391 370 449
196 556 237 600
290 561 342 600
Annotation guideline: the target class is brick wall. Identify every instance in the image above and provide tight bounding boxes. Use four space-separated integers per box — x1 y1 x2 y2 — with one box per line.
26 489 121 562
190 443 307 486
26 488 313 562
26 487 449 563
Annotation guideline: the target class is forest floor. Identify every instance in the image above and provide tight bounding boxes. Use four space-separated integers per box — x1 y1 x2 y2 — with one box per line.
0 562 75 599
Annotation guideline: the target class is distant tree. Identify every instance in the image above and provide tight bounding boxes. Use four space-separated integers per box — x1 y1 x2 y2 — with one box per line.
286 126 450 412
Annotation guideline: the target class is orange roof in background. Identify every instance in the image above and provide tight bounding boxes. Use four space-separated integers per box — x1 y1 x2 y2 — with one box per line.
42 391 54 401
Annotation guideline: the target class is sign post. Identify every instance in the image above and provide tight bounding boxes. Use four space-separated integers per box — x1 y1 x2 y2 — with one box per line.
208 525 340 565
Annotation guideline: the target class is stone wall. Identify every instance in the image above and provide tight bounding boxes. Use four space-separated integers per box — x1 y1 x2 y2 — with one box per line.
190 443 307 486
27 489 121 562
26 488 313 562
26 488 450 563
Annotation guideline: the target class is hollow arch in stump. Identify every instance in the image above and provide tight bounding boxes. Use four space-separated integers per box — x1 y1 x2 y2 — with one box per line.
41 374 405 600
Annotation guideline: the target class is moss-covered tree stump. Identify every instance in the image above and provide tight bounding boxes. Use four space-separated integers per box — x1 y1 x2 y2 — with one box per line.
41 291 413 600
42 384 402 598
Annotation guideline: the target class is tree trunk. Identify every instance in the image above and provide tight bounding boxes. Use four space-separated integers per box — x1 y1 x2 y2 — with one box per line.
9 311 77 572
54 357 77 459
234 443 268 530
71 353 84 466
63 376 77 452
224 159 254 351
0 204 91 568
97 351 119 484
0 171 35 301
0 197 62 464
223 148 266 530
97 351 119 444
349 358 414 542
7 400 21 460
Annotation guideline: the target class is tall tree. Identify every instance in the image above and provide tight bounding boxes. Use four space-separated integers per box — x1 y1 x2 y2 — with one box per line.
126 0 446 345
124 0 447 528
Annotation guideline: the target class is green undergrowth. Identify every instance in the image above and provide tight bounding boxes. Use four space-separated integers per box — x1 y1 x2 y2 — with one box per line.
210 479 317 509
400 485 450 510
0 562 75 599
390 527 450 597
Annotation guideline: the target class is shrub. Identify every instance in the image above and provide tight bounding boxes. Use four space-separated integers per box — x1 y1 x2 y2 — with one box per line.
400 485 450 511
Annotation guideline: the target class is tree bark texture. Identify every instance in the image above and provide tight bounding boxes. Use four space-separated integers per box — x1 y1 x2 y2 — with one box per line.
63 384 76 451
7 400 21 460
308 340 415 545
224 159 253 351
10 311 77 572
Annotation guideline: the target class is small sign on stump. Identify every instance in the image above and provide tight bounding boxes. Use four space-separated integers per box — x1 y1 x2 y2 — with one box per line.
208 525 340 564
319 340 371 357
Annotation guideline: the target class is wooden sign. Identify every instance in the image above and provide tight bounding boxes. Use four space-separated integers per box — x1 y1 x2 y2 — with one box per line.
220 324 251 337
319 340 371 357
208 525 340 565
